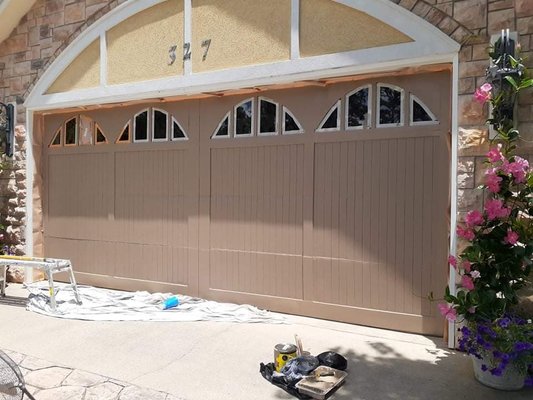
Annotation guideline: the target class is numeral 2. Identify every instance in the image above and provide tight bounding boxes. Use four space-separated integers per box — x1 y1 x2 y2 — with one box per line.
183 43 191 61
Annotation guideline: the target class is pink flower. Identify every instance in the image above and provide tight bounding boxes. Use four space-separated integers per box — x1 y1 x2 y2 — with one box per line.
465 210 484 227
484 199 511 221
470 270 481 279
485 169 502 193
487 144 504 164
474 83 492 103
462 275 475 291
448 255 457 269
457 225 475 241
503 156 529 183
463 260 472 273
467 306 477 314
504 229 519 245
438 303 457 322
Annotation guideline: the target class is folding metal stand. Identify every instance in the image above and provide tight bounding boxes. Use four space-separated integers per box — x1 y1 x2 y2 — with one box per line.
0 256 82 311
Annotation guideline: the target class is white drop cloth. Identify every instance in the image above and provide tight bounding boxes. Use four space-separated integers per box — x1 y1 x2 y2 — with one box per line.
26 283 285 324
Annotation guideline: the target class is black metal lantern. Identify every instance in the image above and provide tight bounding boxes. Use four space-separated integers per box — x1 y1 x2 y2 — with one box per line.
486 29 519 132
0 102 14 157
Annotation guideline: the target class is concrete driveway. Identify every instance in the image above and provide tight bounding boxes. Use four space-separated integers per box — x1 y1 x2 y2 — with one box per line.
0 284 532 400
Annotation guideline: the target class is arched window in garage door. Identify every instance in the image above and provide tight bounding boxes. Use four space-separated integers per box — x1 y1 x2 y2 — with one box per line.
315 83 438 132
49 115 108 147
115 107 189 143
211 97 304 138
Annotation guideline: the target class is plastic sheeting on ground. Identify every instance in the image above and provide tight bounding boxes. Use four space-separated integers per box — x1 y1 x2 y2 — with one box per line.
26 282 286 324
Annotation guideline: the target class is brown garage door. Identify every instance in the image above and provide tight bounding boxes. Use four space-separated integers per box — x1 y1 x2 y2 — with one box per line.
42 71 450 335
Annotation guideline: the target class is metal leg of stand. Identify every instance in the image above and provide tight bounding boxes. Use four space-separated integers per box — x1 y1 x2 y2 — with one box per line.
0 265 5 297
67 264 82 305
47 270 56 312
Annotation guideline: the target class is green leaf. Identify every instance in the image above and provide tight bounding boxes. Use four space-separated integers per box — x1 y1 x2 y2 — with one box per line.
504 75 519 90
519 78 533 90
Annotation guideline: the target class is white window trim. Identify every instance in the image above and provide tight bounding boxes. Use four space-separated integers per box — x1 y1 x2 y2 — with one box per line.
94 123 107 145
282 106 304 135
152 108 169 142
171 116 189 141
116 121 131 144
409 94 439 126
49 127 62 147
345 85 372 131
133 109 150 143
64 116 78 146
233 98 255 138
376 83 404 128
211 112 231 139
316 99 341 132
258 97 279 136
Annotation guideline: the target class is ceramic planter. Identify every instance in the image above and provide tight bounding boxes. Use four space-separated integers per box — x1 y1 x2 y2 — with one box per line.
472 355 526 391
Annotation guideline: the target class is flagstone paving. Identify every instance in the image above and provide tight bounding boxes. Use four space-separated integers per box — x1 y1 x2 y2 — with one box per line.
2 349 183 400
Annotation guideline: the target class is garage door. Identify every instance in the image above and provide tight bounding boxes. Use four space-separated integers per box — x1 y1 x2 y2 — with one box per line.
43 71 450 335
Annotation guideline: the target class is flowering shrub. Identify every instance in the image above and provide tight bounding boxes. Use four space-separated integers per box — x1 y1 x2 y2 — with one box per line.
441 43 533 384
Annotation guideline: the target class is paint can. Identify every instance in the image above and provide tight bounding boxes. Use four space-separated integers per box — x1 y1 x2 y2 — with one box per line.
274 343 298 372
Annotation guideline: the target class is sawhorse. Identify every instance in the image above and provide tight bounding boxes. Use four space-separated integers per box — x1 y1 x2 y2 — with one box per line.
0 256 82 311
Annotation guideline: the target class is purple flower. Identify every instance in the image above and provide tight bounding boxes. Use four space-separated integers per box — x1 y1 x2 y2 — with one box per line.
514 342 533 352
498 318 510 329
490 367 503 376
481 364 488 372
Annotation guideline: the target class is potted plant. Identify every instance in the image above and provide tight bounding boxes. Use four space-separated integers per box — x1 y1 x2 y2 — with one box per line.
440 36 533 390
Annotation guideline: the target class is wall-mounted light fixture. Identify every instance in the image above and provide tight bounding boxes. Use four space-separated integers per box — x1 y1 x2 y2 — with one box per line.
487 29 519 139
0 102 14 157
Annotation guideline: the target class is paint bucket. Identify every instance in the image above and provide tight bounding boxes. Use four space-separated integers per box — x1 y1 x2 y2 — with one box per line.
274 343 298 372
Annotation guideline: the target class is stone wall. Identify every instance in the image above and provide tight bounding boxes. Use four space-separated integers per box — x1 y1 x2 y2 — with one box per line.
0 0 532 281
391 0 533 231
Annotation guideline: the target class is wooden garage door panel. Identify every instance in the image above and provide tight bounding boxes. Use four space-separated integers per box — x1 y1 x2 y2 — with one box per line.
47 152 112 241
208 144 305 298
312 137 448 318
46 237 189 285
115 149 190 246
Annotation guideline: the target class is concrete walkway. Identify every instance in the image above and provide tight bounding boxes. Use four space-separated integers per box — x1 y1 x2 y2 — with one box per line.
3 349 181 400
1 283 532 400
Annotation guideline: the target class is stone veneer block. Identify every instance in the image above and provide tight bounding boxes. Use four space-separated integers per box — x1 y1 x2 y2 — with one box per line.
454 0 488 30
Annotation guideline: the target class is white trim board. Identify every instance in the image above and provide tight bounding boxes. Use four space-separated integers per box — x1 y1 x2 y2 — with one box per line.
24 0 460 111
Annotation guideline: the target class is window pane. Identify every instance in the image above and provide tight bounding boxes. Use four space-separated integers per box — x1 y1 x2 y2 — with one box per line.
215 116 229 137
79 115 93 145
284 111 301 132
260 100 277 134
153 110 167 140
321 108 338 129
347 88 368 128
379 87 402 125
96 127 106 143
173 121 186 139
119 124 130 142
135 111 148 141
235 100 252 136
413 100 433 122
51 129 61 146
65 118 77 145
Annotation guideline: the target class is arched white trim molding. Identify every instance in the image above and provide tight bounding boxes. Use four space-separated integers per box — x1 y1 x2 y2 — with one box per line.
25 0 460 111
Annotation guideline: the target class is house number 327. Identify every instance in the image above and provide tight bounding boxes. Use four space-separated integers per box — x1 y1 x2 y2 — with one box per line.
167 40 212 65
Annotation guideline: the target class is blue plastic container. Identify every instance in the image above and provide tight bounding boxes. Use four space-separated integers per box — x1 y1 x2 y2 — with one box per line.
162 296 179 310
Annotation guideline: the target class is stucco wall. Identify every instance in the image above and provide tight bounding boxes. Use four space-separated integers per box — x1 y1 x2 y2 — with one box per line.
0 0 532 280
